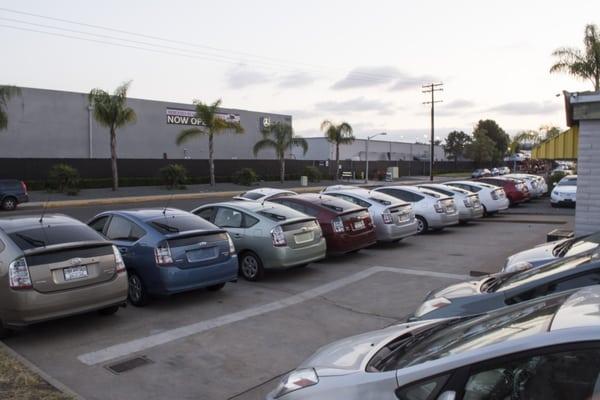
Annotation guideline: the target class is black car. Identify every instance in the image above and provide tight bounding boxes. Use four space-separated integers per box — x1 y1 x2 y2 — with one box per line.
409 252 600 321
0 180 28 211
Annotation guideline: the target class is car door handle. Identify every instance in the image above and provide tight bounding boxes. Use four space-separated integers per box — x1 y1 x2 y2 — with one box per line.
118 247 128 254
233 234 244 239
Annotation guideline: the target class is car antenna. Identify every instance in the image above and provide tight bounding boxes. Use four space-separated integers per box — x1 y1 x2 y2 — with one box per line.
162 194 174 216
38 197 49 224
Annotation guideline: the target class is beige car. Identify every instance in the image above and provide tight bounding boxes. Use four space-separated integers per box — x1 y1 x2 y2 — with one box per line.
0 214 128 337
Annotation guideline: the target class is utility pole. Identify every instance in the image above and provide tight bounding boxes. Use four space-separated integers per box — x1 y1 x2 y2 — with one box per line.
422 82 443 181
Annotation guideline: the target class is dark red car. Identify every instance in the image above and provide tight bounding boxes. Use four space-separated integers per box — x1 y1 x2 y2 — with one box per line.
476 177 530 205
270 193 377 255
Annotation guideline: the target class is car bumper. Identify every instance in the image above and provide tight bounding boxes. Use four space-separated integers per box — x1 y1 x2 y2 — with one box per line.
459 206 484 221
508 192 528 204
325 229 377 255
485 198 510 213
375 219 419 241
0 272 128 327
154 257 239 295
263 238 327 269
551 195 576 205
427 211 460 229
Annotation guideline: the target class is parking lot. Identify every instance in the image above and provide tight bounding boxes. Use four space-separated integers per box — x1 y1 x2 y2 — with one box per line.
2 198 575 400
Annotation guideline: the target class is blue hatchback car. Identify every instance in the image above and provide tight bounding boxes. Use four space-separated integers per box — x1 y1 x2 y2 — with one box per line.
87 208 238 306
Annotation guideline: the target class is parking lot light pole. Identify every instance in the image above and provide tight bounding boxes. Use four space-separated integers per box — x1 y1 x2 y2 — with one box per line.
365 132 387 183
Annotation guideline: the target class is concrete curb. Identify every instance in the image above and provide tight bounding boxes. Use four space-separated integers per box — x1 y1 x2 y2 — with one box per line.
0 340 86 400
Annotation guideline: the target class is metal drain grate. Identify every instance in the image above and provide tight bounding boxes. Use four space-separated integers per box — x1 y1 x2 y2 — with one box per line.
105 356 153 374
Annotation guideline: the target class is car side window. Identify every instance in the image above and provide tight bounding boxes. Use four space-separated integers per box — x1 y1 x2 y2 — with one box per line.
195 207 215 222
396 374 450 400
242 213 259 228
412 192 425 201
214 207 243 228
89 216 110 234
462 348 600 400
105 216 145 242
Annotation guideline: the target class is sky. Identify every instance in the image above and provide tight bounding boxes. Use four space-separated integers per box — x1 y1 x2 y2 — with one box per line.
0 0 599 143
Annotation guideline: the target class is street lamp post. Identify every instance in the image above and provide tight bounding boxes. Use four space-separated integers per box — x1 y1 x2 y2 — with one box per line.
365 132 387 183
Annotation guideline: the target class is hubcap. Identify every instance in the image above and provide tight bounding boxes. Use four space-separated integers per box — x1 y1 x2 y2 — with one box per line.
242 256 258 278
4 199 15 209
417 219 425 233
129 275 142 302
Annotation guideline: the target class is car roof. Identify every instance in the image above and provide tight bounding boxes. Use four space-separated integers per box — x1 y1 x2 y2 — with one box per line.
239 188 297 197
100 208 196 222
200 200 311 219
421 183 471 195
447 180 498 189
287 193 364 212
0 214 81 233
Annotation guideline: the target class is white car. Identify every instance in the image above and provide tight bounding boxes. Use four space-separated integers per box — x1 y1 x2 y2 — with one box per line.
234 188 297 202
551 174 577 207
418 183 484 223
506 173 548 198
444 181 509 215
321 185 418 241
373 186 459 234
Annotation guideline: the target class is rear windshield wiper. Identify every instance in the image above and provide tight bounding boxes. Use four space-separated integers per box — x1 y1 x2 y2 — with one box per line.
15 233 46 248
152 221 179 233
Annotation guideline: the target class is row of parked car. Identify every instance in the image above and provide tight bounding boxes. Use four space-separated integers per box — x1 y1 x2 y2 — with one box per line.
471 166 511 178
268 231 600 399
0 177 542 338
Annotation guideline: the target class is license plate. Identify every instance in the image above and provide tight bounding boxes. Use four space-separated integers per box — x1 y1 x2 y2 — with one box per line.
353 220 366 230
397 214 409 223
187 247 218 262
294 231 314 244
63 265 88 281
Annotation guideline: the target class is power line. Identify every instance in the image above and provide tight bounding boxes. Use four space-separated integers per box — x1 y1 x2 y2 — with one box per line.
422 82 443 181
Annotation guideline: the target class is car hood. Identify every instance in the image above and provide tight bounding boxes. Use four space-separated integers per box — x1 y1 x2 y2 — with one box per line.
504 242 560 269
297 320 438 376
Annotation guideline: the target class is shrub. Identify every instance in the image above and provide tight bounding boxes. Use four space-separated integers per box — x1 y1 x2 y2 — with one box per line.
159 164 188 189
548 170 567 189
232 168 258 186
48 164 80 195
303 166 321 183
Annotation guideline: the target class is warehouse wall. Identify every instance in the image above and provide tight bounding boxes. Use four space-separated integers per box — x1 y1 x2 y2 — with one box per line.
575 119 600 235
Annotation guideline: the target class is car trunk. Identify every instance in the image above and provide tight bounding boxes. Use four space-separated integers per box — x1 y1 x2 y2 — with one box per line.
166 230 231 268
25 241 116 293
339 209 372 235
387 204 413 225
280 218 321 249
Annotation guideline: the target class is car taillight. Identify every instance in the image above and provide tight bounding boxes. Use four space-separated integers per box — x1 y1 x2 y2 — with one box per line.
21 181 27 193
112 245 126 273
271 225 287 247
227 233 237 255
463 198 472 207
9 257 32 289
154 242 173 265
381 212 394 224
434 201 444 213
331 217 345 233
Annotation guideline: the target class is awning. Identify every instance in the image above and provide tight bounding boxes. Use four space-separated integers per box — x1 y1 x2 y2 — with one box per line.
531 126 579 160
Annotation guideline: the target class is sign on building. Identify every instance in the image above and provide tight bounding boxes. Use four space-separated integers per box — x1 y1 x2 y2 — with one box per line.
166 108 240 126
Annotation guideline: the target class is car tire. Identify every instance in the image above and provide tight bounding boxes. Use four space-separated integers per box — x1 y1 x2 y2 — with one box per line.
207 283 226 291
482 204 488 217
416 216 428 234
98 305 120 316
1 196 17 211
128 272 150 307
239 251 264 281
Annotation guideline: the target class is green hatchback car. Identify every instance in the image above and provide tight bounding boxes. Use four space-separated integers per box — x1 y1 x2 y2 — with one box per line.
193 201 327 281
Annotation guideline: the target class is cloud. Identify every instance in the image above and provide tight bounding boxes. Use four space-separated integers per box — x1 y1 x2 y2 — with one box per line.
278 72 316 88
227 66 272 88
316 97 395 114
444 99 475 109
486 101 562 115
331 65 439 92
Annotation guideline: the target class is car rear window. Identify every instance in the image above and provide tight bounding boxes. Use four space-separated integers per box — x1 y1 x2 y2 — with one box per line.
8 225 104 250
257 211 287 221
423 186 454 197
240 192 265 200
150 215 213 233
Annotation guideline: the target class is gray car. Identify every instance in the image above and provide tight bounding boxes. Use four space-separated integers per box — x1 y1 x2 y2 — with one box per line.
192 201 326 281
417 183 483 223
268 286 600 400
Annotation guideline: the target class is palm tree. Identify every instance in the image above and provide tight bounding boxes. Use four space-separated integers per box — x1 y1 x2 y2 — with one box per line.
89 81 137 191
0 85 21 131
176 99 244 186
320 120 354 180
550 24 600 91
253 122 308 183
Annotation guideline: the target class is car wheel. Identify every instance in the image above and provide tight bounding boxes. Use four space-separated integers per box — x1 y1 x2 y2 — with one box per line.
482 204 488 217
416 216 428 234
1 197 17 211
98 305 120 316
207 283 226 291
128 272 150 307
239 252 264 281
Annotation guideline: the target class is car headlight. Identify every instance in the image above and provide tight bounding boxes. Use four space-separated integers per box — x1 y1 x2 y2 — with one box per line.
274 368 319 398
413 297 451 318
503 261 533 274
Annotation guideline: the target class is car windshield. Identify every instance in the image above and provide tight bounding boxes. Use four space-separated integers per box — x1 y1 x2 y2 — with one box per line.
8 225 104 250
558 178 577 186
372 293 568 371
240 192 265 200
150 215 212 234
493 253 597 292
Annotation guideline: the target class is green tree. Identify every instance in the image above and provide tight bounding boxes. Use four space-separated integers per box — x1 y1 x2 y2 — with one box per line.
253 122 308 183
320 120 354 180
89 81 137 191
510 130 543 153
466 129 496 164
473 120 510 163
550 24 600 90
443 130 471 165
0 85 21 131
176 99 244 186
539 125 562 140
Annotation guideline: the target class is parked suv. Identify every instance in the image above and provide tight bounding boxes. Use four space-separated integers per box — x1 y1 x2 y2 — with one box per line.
0 214 128 337
0 180 28 211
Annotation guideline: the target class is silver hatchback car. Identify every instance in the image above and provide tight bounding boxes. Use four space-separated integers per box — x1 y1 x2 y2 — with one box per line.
269 286 600 400
418 183 483 223
192 201 326 281
321 186 417 242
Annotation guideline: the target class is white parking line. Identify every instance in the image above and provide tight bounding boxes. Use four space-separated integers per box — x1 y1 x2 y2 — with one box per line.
78 266 469 366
